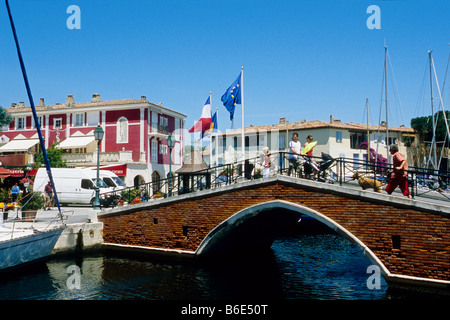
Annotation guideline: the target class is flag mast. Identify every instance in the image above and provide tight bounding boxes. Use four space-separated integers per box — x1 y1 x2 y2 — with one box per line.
208 91 212 166
240 66 245 176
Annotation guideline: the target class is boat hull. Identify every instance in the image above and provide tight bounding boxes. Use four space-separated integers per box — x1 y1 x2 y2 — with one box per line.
0 227 64 271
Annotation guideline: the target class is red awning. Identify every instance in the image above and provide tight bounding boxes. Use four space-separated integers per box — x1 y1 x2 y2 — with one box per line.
99 164 127 176
0 167 11 178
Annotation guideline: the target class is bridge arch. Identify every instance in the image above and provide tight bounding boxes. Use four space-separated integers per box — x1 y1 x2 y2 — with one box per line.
196 200 390 278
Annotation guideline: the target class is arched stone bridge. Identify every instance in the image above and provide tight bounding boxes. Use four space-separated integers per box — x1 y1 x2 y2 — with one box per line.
98 175 450 290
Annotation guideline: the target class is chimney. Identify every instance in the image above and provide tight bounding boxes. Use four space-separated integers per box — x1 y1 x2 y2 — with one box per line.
18 102 25 108
66 94 75 107
279 117 286 125
381 121 386 127
330 115 334 123
92 93 101 102
141 96 147 102
38 97 45 107
11 103 17 108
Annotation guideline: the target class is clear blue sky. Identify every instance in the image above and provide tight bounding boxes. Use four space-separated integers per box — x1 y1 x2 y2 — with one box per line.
1 0 449 132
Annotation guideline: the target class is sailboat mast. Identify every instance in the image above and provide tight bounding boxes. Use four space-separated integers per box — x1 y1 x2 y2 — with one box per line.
5 0 61 215
366 98 370 158
429 50 438 170
384 46 390 162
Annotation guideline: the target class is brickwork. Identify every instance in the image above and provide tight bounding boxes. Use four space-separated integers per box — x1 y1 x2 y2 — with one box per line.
99 179 450 283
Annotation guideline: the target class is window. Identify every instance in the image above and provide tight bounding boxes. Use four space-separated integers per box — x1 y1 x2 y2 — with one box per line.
15 117 25 130
87 112 99 126
32 116 43 129
74 113 84 126
350 132 367 149
152 171 161 195
151 139 158 163
159 116 168 134
103 177 115 188
222 136 226 153
353 153 360 169
336 131 342 143
54 118 62 128
117 117 128 143
279 134 286 150
81 179 94 189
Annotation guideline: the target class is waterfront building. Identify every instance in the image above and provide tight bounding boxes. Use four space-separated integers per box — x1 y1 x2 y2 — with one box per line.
210 115 419 169
0 94 186 189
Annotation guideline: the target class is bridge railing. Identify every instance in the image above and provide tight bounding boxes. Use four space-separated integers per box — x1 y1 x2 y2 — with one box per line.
101 151 450 208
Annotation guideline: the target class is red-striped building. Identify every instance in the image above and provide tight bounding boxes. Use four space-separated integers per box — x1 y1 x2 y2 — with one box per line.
0 94 186 188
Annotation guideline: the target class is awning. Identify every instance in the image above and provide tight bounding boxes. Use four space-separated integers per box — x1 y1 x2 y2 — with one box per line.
99 164 127 176
0 139 39 152
56 136 96 149
0 167 11 178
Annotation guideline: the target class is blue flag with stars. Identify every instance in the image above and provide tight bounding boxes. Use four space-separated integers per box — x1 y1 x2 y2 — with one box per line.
221 72 241 121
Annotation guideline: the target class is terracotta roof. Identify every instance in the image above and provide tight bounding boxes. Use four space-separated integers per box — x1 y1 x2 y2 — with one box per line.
221 119 415 135
6 98 187 117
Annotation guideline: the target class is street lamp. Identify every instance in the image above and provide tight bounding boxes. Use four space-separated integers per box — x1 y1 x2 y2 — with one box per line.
93 125 104 210
167 134 175 197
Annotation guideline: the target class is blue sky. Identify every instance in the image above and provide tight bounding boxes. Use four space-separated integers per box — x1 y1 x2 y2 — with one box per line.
1 0 449 132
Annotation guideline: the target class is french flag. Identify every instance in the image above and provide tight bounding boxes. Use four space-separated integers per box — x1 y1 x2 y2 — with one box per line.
189 96 212 134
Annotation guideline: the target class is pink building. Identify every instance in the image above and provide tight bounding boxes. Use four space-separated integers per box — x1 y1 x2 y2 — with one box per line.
0 94 186 188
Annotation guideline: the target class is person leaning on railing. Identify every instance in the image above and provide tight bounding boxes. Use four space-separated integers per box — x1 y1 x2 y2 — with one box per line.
288 133 301 176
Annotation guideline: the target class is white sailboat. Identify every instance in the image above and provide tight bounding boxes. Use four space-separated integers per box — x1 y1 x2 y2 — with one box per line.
0 222 63 271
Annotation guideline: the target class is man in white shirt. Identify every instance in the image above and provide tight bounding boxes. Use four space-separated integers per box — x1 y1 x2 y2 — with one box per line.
288 133 301 176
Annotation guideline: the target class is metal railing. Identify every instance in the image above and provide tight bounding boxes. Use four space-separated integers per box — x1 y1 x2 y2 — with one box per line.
101 151 450 208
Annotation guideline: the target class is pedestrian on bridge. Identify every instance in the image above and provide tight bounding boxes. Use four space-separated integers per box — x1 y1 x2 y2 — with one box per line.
262 147 272 178
385 144 411 199
288 133 301 177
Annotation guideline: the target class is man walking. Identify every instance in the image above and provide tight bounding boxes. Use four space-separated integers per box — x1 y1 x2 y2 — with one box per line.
385 144 411 199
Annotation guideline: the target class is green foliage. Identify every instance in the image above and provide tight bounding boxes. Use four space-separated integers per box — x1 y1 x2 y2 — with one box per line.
20 192 45 210
35 142 67 168
120 188 140 202
411 111 450 147
0 188 9 203
0 106 12 130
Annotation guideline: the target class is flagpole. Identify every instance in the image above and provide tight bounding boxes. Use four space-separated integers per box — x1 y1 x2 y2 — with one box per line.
215 106 219 166
209 91 212 166
241 66 245 178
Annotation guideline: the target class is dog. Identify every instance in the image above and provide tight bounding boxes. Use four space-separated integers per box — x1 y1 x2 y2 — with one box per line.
352 171 382 193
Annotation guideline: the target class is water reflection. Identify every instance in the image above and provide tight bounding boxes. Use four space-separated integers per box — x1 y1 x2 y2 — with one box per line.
0 232 447 300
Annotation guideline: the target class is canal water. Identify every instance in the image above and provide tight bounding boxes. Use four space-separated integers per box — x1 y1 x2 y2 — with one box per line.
0 224 446 302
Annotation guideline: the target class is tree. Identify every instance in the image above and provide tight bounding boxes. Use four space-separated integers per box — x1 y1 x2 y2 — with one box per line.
35 142 67 168
0 106 12 130
411 111 450 147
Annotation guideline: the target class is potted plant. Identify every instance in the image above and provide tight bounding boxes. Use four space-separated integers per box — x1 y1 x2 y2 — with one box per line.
153 191 166 199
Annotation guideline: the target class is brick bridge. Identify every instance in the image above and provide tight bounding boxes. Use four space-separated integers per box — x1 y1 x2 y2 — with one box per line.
98 175 450 290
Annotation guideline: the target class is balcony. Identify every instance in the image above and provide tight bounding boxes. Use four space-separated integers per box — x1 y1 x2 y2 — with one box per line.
62 150 146 164
0 153 34 166
149 123 169 139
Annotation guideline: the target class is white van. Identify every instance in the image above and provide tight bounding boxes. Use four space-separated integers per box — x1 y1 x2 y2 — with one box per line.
95 170 127 190
33 168 114 205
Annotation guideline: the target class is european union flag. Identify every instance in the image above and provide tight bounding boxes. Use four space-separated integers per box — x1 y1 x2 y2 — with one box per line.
221 72 241 121
211 111 218 132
